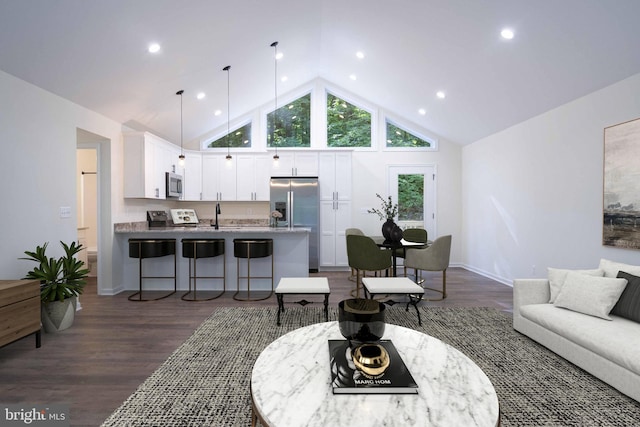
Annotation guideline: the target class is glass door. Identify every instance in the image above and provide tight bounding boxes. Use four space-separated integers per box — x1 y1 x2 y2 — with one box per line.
388 165 436 237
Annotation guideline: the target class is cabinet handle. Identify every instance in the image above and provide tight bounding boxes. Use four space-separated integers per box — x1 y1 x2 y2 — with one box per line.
155 188 159 198
200 192 202 201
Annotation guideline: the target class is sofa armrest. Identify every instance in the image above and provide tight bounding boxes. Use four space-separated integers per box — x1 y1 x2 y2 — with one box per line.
513 279 550 318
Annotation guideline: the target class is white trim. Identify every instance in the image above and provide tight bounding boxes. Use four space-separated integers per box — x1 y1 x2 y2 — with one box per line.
461 263 512 286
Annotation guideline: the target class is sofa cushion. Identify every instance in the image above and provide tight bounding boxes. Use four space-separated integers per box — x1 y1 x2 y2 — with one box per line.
599 258 640 278
547 267 603 303
553 272 627 320
611 271 640 323
520 303 640 376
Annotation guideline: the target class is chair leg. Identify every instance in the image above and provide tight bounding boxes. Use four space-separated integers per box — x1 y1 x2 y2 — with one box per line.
421 268 447 301
442 269 447 299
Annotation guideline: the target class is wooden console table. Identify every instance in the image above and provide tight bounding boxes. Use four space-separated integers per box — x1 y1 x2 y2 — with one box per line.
0 280 41 348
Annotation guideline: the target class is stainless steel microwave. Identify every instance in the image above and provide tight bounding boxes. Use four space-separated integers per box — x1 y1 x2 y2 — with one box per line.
166 172 183 198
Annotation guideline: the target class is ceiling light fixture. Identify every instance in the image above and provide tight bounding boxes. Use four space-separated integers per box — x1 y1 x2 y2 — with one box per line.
176 90 186 167
501 28 515 40
349 74 357 81
436 91 446 99
148 43 160 53
223 65 232 161
418 108 426 115
271 41 280 161
356 51 365 59
197 92 206 100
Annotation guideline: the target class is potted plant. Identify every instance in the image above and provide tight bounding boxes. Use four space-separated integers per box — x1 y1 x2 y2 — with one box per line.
21 241 89 333
368 193 403 242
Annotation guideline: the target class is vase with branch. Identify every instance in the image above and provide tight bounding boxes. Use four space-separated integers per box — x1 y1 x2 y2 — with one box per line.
368 194 403 242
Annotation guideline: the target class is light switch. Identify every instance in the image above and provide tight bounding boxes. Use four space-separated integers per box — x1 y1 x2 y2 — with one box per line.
59 206 72 218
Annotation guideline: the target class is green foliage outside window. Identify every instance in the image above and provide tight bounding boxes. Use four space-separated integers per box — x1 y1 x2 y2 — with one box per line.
326 93 371 147
386 121 431 148
267 93 311 148
398 174 424 221
207 123 252 148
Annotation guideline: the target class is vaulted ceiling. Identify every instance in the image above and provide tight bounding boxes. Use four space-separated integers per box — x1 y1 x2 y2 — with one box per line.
2 0 640 147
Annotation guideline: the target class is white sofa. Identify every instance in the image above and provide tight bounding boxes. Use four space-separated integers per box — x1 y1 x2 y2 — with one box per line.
513 259 640 402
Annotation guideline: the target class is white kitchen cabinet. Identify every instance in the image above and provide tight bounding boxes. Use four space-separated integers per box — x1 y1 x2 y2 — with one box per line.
318 151 352 267
201 154 237 201
180 151 202 201
124 132 179 199
319 199 351 267
236 154 271 201
271 151 318 177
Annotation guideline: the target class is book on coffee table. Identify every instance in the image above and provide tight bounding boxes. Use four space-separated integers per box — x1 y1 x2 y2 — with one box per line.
328 339 418 394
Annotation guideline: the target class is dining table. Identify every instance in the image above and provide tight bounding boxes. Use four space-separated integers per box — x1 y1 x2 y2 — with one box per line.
371 236 428 277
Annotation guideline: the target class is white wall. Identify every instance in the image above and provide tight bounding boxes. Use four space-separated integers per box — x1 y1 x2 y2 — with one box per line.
462 72 640 284
0 70 123 294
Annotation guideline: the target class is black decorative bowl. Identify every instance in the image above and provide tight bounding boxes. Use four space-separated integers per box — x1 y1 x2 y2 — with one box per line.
338 299 386 344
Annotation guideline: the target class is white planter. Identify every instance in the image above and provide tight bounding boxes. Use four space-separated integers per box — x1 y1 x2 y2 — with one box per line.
41 296 77 333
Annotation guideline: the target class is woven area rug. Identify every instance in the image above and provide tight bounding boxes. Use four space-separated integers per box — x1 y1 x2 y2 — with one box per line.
101 306 640 426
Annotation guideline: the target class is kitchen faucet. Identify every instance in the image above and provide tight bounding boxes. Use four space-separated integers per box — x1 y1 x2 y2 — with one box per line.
213 203 221 229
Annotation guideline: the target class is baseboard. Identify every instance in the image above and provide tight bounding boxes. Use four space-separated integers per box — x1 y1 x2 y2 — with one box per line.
460 264 512 287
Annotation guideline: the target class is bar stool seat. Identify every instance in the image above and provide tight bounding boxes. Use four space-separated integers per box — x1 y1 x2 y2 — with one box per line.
181 239 226 301
128 239 177 301
233 238 274 301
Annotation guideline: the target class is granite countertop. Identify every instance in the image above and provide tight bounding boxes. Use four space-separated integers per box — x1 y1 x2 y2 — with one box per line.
114 221 310 234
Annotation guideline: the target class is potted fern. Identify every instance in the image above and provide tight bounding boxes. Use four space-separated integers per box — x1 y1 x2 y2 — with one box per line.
21 241 89 333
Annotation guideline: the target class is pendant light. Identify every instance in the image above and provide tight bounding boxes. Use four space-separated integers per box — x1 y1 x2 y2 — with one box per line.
176 90 186 167
223 65 232 161
271 41 279 161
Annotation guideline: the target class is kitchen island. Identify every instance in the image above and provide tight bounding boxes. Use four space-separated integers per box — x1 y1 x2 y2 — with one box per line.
113 223 310 296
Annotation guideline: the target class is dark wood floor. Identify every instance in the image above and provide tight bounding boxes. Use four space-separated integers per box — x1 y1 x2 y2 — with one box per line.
0 268 512 426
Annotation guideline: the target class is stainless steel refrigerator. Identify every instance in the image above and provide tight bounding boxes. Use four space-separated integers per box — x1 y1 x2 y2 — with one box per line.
270 177 319 272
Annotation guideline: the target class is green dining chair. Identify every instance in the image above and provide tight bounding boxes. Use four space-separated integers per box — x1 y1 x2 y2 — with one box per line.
346 234 392 298
395 228 428 275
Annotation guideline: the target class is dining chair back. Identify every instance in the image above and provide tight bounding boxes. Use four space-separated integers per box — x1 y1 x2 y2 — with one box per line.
346 234 392 298
404 235 452 300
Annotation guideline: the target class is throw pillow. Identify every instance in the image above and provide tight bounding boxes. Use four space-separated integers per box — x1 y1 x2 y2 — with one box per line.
553 271 628 320
599 258 640 278
611 271 640 322
547 267 604 303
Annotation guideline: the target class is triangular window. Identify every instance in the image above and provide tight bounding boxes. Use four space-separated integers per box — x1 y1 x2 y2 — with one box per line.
267 93 311 148
326 93 371 147
206 123 252 148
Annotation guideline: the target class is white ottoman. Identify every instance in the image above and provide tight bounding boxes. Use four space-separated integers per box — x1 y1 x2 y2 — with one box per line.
275 277 331 325
362 277 425 325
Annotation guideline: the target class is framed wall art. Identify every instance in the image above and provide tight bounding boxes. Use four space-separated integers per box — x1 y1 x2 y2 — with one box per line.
603 117 640 249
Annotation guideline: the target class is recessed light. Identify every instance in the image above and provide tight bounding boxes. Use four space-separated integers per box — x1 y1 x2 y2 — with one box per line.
148 43 160 53
356 51 365 59
436 91 446 99
214 110 222 116
281 76 288 83
418 108 426 115
197 92 206 100
501 28 514 40
349 74 357 81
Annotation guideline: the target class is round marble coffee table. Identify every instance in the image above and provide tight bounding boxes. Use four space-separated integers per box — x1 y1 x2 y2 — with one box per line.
251 322 500 427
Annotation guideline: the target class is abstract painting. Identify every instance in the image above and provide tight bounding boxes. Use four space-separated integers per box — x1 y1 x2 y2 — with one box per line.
603 117 640 249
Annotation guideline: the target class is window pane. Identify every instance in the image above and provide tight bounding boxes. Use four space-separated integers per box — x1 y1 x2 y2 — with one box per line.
207 123 252 148
326 93 371 147
267 93 311 148
398 174 424 221
386 121 432 148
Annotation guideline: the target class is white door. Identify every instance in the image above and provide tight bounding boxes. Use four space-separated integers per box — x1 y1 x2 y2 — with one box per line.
388 165 436 237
